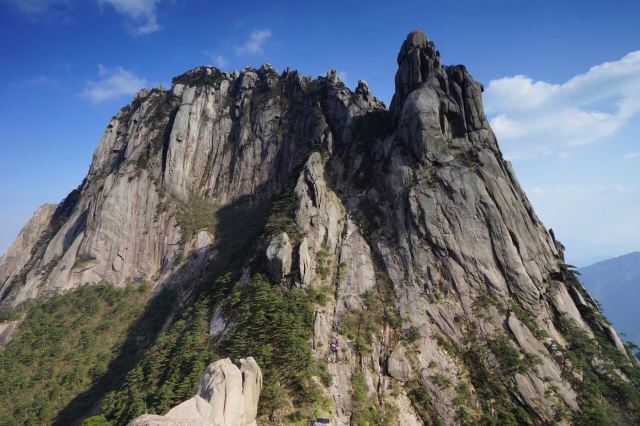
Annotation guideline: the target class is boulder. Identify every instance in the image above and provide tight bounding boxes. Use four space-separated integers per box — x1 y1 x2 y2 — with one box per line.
128 358 262 426
388 345 414 382
265 233 292 282
165 395 212 420
129 415 213 426
0 320 19 348
197 358 244 425
240 357 262 426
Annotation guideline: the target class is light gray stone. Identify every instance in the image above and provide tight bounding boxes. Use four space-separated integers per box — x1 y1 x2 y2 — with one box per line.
165 395 212 420
129 358 261 426
388 345 414 382
265 232 292 282
128 415 212 426
240 357 262 425
197 358 244 425
0 320 19 348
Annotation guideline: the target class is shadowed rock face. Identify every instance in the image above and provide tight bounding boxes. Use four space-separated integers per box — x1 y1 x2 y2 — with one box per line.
1 30 638 425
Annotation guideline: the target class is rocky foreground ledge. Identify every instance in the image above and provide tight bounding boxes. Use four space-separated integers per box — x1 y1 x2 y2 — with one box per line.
129 357 262 426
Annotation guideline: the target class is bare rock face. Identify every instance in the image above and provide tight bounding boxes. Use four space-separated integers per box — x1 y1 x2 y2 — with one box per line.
265 232 292 282
0 204 56 301
0 65 328 305
129 357 262 426
388 345 414 382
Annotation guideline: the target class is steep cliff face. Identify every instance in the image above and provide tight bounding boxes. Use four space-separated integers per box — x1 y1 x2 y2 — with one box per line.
1 30 639 425
0 64 337 305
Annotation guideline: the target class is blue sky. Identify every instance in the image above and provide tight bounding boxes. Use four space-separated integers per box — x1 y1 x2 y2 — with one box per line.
0 0 638 266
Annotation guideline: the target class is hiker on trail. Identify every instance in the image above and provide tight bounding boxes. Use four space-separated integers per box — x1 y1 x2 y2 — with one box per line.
331 340 339 362
331 339 339 362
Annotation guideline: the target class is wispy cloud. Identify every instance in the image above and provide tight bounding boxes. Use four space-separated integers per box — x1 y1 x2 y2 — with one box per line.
1 0 163 33
528 186 545 196
26 75 59 85
0 0 71 19
625 152 640 160
99 0 161 34
81 65 147 103
484 51 640 160
204 51 229 69
236 29 272 55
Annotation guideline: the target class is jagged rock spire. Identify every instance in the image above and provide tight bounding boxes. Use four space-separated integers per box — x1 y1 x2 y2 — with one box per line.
390 29 490 156
390 30 443 116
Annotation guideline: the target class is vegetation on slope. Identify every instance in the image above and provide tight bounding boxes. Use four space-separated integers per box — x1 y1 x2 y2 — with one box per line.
91 273 328 425
0 284 151 426
101 293 214 424
219 274 331 423
555 267 640 425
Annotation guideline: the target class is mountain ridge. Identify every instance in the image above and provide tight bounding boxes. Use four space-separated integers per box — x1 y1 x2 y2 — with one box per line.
1 30 639 425
579 251 640 345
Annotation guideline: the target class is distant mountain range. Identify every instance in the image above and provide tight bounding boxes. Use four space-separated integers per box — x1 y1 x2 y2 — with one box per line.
580 252 640 346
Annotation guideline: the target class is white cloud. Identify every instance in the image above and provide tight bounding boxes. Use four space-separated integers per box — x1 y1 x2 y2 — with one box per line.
99 0 161 34
205 52 229 69
236 29 272 55
81 65 147 103
625 152 640 160
484 51 640 159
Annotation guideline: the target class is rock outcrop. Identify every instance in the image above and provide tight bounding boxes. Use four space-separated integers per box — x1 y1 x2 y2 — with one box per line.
0 320 19 348
129 357 262 426
2 30 639 426
0 204 57 301
265 232 292 282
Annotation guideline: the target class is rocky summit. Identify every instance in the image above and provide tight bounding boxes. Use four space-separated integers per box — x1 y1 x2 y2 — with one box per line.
1 30 640 426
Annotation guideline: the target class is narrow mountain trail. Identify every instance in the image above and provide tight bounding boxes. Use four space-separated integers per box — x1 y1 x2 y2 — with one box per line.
329 355 350 426
329 298 351 426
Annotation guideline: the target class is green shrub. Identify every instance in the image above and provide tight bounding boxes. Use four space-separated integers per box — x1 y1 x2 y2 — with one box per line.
350 370 396 425
0 306 19 322
558 315 640 425
174 195 218 245
316 360 332 387
487 334 540 376
81 415 113 426
264 192 301 242
510 304 548 339
404 326 421 343
218 274 325 418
